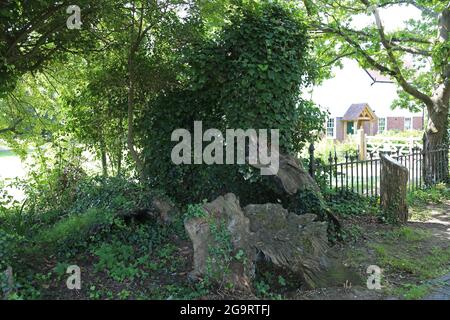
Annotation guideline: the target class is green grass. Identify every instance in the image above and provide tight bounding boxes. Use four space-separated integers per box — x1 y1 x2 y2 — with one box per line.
382 226 431 242
28 208 114 257
0 150 16 158
393 283 431 300
371 243 450 279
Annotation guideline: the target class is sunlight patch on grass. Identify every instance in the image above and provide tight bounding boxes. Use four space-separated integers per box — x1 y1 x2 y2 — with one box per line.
409 207 434 222
370 242 450 280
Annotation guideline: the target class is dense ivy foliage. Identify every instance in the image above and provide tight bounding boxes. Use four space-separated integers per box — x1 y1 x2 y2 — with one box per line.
139 3 327 203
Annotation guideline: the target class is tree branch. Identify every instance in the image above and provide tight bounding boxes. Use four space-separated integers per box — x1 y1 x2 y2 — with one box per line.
361 0 433 106
318 50 357 68
0 119 23 134
321 23 397 76
317 24 432 45
377 0 439 18
5 2 68 58
391 44 431 56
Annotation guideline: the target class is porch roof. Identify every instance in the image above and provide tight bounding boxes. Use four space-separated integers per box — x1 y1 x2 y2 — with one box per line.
342 103 377 121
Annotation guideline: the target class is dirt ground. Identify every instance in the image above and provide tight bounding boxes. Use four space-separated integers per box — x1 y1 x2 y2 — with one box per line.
293 201 450 300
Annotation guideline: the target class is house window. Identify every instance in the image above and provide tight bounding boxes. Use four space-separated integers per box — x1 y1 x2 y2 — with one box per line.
404 117 412 131
378 118 386 133
326 118 335 138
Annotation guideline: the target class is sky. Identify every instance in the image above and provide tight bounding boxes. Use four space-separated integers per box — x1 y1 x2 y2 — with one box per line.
310 5 424 118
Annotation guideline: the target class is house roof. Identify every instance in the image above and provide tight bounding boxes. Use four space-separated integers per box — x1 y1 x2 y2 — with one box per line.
342 103 377 121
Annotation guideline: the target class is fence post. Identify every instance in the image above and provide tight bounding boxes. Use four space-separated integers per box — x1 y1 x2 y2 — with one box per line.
358 129 367 160
422 134 430 186
408 137 414 153
308 143 315 179
442 143 449 183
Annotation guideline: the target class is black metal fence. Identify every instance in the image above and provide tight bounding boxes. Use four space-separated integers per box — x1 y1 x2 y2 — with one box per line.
308 142 449 198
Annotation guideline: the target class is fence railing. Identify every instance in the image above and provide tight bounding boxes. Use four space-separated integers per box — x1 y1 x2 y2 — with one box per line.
350 129 422 160
309 143 449 198
366 136 422 157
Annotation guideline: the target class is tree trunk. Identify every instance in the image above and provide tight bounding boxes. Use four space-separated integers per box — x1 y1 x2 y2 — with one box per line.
100 139 108 177
116 116 124 176
425 7 450 182
424 98 449 184
116 148 123 176
126 76 145 181
126 3 146 181
2 266 15 299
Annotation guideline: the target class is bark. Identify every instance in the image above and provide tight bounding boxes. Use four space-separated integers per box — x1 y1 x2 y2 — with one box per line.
425 99 448 152
423 102 449 185
116 148 123 176
244 203 358 288
127 66 145 180
253 153 341 231
116 116 124 176
266 153 320 195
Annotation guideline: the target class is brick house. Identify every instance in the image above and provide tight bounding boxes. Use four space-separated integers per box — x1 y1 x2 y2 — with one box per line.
326 103 424 142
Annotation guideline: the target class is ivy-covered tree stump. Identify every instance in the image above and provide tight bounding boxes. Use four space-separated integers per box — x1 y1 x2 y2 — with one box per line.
185 193 360 291
380 154 409 223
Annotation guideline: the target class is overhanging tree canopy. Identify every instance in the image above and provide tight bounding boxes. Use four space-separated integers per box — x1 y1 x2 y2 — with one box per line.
300 0 449 157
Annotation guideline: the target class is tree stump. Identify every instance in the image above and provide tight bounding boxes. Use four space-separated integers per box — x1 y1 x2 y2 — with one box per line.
185 193 360 291
380 153 409 223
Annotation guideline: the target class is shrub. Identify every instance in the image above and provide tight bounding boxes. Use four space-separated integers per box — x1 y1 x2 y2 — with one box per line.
93 241 141 282
5 172 170 237
326 190 379 216
407 183 450 206
0 230 23 270
304 138 358 164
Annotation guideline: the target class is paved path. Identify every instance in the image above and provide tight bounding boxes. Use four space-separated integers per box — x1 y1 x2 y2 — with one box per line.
425 273 450 300
418 202 450 300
